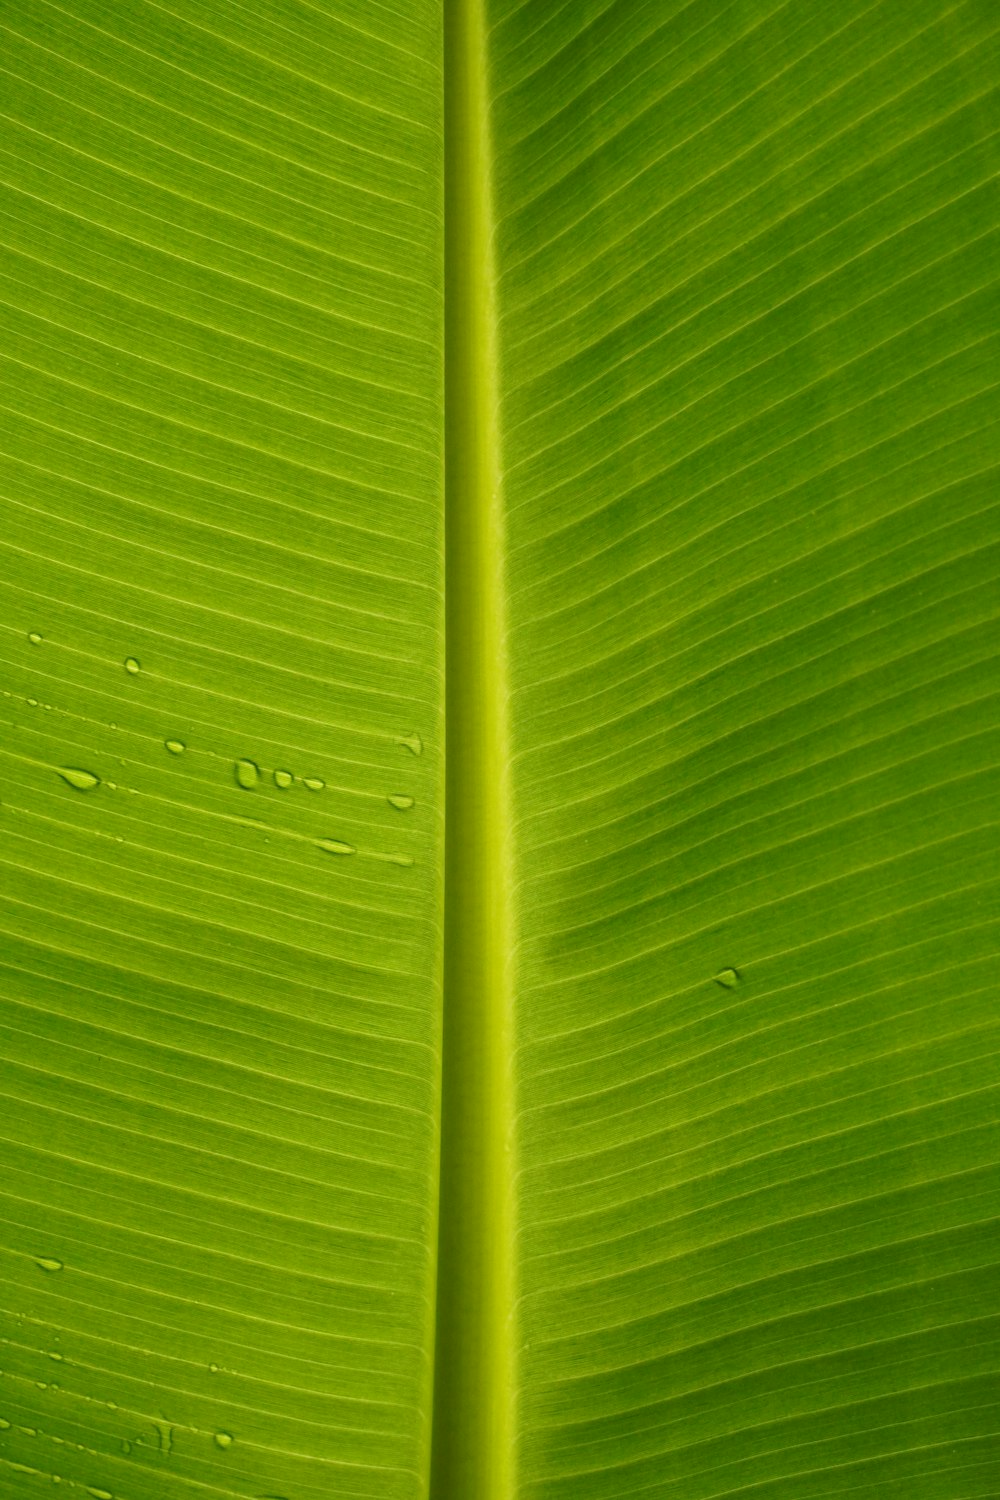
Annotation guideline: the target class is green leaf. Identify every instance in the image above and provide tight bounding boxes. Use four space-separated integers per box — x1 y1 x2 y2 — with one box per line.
1 4 998 1500
0 3 445 1496
459 4 999 1498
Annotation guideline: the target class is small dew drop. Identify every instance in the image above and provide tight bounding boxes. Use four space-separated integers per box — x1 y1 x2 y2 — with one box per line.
124 657 141 675
0 1418 9 1430
714 968 741 990
49 1351 63 1362
234 759 260 791
120 1440 131 1455
87 1489 113 1500
385 853 414 868
396 733 422 756
214 1431 233 1450
58 768 99 793
303 776 324 792
35 1257 63 1273
273 769 293 789
209 1363 219 1374
27 697 38 708
317 838 355 857
165 739 185 756
387 794 414 811
28 631 42 646
36 1382 47 1391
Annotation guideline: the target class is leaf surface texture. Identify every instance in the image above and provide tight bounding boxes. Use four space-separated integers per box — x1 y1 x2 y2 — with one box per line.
0 3 997 1500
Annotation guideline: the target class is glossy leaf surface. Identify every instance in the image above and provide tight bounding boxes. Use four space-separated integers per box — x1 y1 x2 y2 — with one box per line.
0 4 997 1500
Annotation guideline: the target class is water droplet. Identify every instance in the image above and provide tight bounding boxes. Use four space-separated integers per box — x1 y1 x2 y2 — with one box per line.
120 1440 131 1455
208 1363 219 1374
387 794 414 811
0 1418 9 1430
28 631 42 646
36 1382 47 1391
303 776 324 792
18 1426 37 1436
124 657 140 675
165 739 185 756
383 852 414 867
153 1420 174 1454
396 733 422 756
35 1257 63 1272
27 697 38 708
714 968 741 990
214 1431 233 1450
273 769 293 789
49 1351 63 1362
57 768 99 793
106 1402 116 1411
87 1489 112 1500
317 838 355 857
234 759 259 790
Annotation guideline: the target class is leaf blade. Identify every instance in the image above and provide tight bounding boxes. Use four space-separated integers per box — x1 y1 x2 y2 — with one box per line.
0 3 445 1496
486 2 1000 1496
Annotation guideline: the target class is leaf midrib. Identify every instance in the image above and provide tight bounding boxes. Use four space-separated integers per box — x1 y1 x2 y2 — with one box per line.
431 1 517 1497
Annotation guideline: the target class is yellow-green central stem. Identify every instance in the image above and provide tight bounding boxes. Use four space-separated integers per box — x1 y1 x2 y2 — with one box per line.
431 0 516 1495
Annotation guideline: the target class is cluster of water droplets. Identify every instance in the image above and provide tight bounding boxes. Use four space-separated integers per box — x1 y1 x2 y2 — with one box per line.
234 759 327 794
32 637 422 870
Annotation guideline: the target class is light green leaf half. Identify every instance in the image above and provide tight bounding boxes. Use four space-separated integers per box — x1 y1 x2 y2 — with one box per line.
0 3 444 1497
1 4 998 1500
